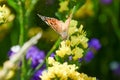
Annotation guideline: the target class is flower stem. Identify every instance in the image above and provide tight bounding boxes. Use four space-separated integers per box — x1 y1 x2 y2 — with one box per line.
45 37 61 67
18 1 26 80
19 2 25 46
47 38 61 58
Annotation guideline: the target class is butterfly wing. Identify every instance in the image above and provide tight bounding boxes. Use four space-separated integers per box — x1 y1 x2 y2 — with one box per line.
60 13 72 39
37 14 72 40
37 14 63 33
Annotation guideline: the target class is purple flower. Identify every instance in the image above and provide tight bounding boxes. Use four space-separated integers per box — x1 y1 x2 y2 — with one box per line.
26 46 45 68
78 38 101 63
84 51 94 62
100 0 112 4
8 45 46 80
88 38 101 51
31 70 42 80
50 53 55 58
31 65 46 80
8 45 45 68
69 56 73 61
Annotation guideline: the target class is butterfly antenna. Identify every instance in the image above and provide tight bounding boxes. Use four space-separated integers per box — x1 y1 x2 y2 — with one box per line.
37 14 46 21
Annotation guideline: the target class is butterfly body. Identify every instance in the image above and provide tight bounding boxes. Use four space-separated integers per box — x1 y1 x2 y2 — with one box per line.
37 14 72 40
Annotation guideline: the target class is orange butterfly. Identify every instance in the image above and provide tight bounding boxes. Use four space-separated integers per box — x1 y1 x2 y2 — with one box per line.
37 14 72 40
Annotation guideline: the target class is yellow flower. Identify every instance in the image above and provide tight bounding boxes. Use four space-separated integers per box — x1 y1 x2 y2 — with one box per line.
0 5 14 24
40 61 79 80
40 60 96 80
56 40 71 58
79 35 88 48
55 20 88 60
70 35 88 48
70 35 81 47
68 20 78 36
78 25 86 36
72 47 84 60
78 25 89 48
0 5 15 40
58 0 69 12
48 57 56 65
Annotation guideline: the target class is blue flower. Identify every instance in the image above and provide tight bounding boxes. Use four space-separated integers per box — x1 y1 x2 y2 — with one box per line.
84 51 94 62
79 38 101 62
8 45 45 68
26 46 46 80
31 65 46 80
31 70 42 80
26 46 45 68
50 53 55 58
88 38 101 51
8 45 46 80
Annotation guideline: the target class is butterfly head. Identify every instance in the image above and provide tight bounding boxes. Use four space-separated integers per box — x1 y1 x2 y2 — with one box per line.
37 14 47 21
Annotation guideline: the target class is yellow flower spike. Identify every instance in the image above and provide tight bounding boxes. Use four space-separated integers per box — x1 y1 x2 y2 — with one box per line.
68 20 78 36
56 45 71 57
72 47 84 60
58 0 69 12
48 57 56 65
70 35 81 47
79 35 88 48
60 40 66 47
56 40 71 57
40 60 96 80
70 20 78 28
65 40 71 47
56 22 88 58
41 62 78 80
78 25 87 36
78 24 84 33
76 25 89 48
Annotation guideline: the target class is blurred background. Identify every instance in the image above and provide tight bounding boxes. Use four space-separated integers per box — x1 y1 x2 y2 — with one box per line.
0 0 120 80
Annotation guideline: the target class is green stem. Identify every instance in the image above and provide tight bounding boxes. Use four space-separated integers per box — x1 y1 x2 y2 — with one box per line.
45 38 61 67
19 3 24 46
27 61 44 78
46 38 61 58
18 1 26 80
21 57 26 80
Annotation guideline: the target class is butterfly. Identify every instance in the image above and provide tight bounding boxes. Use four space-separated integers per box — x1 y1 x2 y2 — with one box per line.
37 13 72 40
